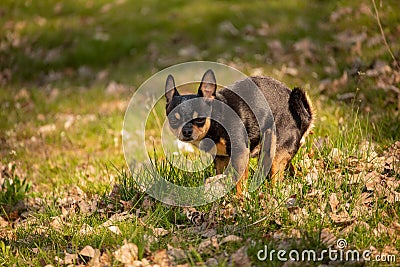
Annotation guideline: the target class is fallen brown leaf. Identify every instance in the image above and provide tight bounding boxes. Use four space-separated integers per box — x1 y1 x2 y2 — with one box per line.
108 225 122 235
113 239 138 264
80 245 95 258
219 235 242 245
341 221 370 235
153 249 171 267
201 228 217 238
64 252 78 265
50 216 63 230
79 223 94 235
229 246 251 267
329 193 340 213
197 239 212 253
167 244 186 261
305 167 319 186
386 190 400 204
330 211 355 226
153 227 169 237
329 148 341 165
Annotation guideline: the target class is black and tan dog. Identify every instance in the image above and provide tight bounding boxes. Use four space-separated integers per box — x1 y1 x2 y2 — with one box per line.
165 69 314 196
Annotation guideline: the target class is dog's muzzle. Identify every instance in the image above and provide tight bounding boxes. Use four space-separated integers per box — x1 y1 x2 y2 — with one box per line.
181 123 193 140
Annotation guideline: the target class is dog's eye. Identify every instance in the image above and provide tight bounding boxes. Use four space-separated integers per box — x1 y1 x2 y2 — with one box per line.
193 118 206 126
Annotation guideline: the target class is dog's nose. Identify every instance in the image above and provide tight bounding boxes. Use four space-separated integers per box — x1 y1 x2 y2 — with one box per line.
182 124 193 138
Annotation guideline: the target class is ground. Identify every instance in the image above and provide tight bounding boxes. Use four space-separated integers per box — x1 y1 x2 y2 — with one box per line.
0 0 399 266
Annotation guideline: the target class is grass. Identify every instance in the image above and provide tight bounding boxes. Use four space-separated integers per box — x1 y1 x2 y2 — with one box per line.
1 0 400 266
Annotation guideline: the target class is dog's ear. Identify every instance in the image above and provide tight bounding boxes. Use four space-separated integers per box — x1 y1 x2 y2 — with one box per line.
165 74 179 104
198 69 216 99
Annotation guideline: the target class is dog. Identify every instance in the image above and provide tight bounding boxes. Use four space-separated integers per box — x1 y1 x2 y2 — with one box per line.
165 69 314 196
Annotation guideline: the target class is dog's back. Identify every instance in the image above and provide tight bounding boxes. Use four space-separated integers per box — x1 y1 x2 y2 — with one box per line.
217 76 314 176
250 76 314 142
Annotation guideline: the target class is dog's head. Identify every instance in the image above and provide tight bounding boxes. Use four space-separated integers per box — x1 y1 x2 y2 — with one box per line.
165 69 217 143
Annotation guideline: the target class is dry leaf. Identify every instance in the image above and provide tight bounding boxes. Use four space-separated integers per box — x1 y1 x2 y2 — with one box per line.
102 212 135 227
201 228 217 238
390 221 400 232
114 239 138 264
204 258 219 266
140 258 151 266
366 60 392 77
64 252 78 265
153 249 171 267
330 7 352 22
267 40 284 54
178 45 199 58
335 30 367 45
387 191 400 204
290 229 301 239
86 249 102 267
50 216 63 230
364 171 381 191
79 223 94 235
105 81 130 95
381 245 399 256
329 148 341 164
198 239 212 253
211 236 219 251
120 200 134 211
0 216 9 228
286 195 297 209
305 167 318 186
219 235 242 245
38 124 56 134
305 189 322 200
341 221 370 235
373 223 395 237
108 225 122 235
218 21 239 36
153 227 169 237
229 246 251 267
78 201 91 214
348 173 363 185
357 192 374 206
289 207 309 223
80 245 95 258
99 252 111 266
293 38 315 57
320 228 336 246
142 234 158 248
330 211 355 226
167 244 186 261
329 193 339 213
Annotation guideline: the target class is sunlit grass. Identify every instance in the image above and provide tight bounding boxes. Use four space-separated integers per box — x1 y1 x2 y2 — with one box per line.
0 0 399 265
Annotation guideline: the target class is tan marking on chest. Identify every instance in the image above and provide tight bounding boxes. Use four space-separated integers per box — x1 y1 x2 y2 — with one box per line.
216 138 228 156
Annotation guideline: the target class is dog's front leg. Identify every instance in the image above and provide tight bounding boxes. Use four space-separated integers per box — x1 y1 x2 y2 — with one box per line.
214 156 230 174
230 148 250 197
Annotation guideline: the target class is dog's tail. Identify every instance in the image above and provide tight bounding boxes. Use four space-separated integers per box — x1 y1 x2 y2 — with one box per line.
289 88 315 138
